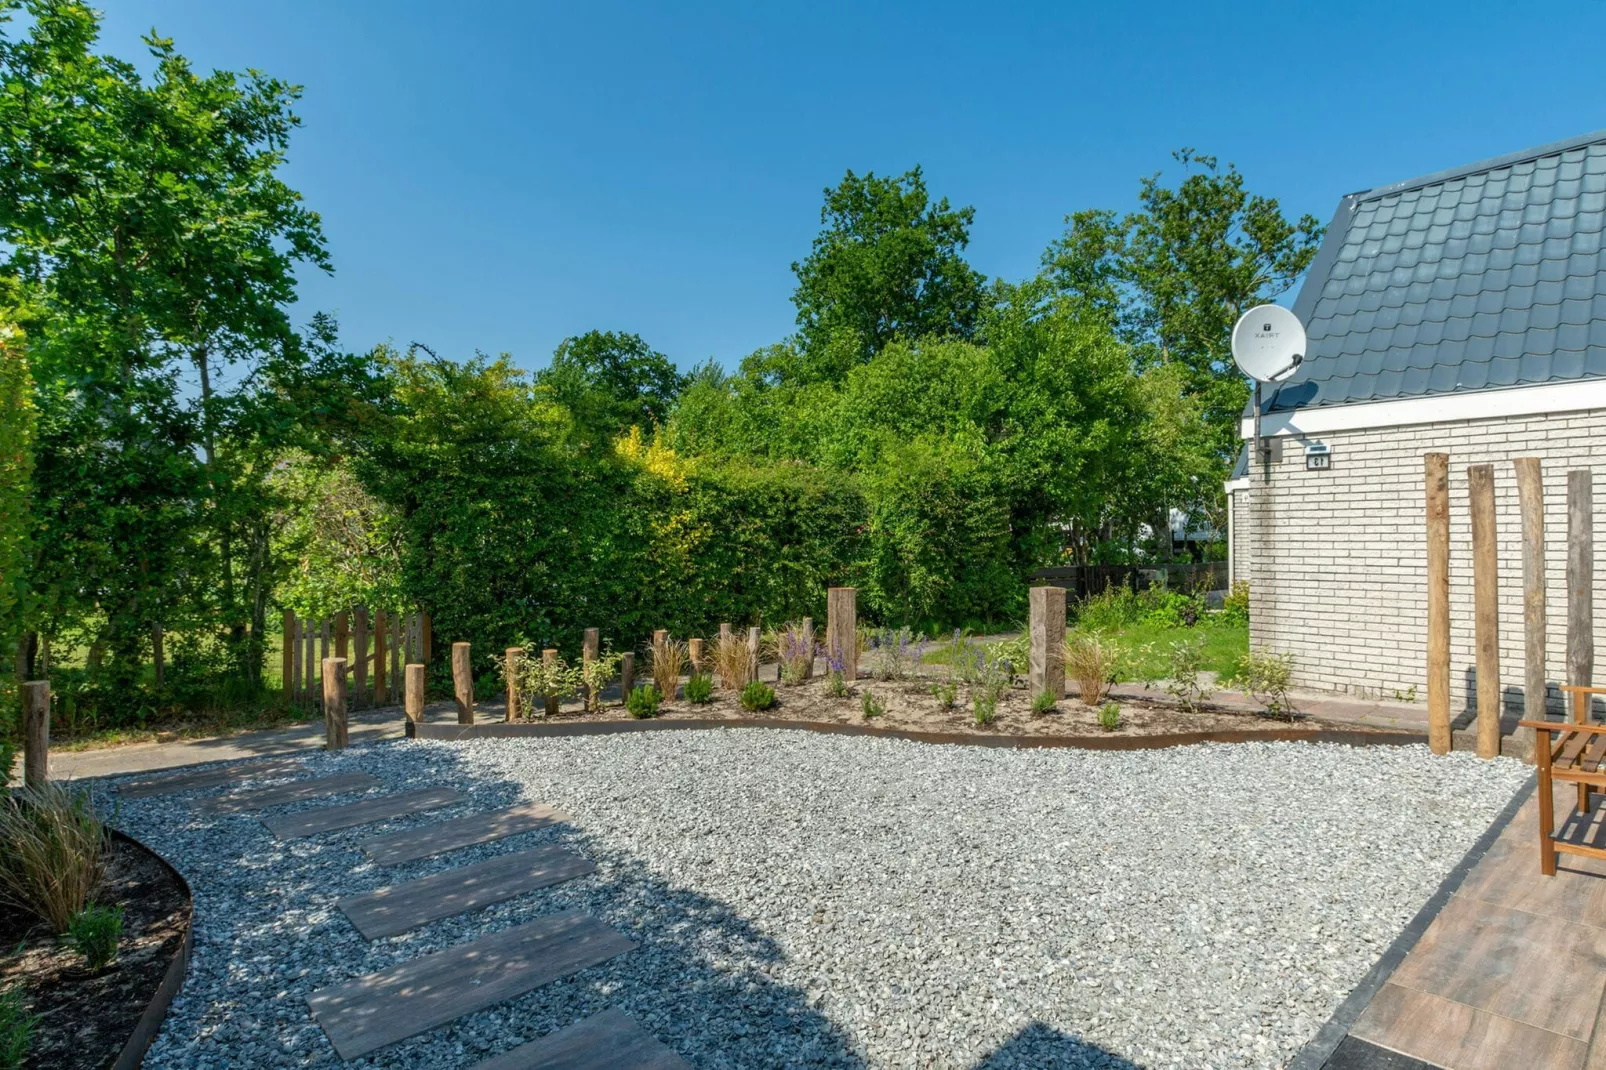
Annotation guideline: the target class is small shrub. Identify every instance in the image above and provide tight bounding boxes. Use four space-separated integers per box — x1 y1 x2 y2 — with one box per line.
626 684 662 719
865 627 925 681
772 622 815 685
579 647 623 712
1074 584 1146 630
1064 633 1120 706
973 692 997 725
1165 636 1212 713
932 679 958 708
741 681 776 711
511 647 581 716
861 691 884 719
1218 580 1250 627
1237 650 1297 720
712 632 754 690
683 672 713 704
1097 701 1122 731
0 985 38 1070
826 670 847 697
65 904 123 971
648 634 688 700
990 631 1030 684
1031 689 1057 715
0 782 109 933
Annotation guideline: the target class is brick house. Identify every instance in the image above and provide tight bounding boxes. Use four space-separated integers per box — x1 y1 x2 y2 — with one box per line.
1227 131 1606 706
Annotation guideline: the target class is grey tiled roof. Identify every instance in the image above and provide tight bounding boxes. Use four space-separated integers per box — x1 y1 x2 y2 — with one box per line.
1267 131 1606 412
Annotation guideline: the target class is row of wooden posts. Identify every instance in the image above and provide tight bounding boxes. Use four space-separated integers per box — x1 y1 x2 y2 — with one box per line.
281 608 430 711
1425 454 1594 759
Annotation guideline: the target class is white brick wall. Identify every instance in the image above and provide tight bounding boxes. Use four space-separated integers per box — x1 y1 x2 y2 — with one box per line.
1229 488 1252 587
1243 408 1606 710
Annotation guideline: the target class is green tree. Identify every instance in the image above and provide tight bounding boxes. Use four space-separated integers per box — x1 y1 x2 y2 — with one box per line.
790 166 986 380
0 319 35 699
536 330 686 443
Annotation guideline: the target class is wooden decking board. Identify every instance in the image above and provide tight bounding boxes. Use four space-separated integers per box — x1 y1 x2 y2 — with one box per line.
262 786 463 839
338 843 594 939
359 801 568 865
117 758 304 798
468 1008 690 1070
1351 982 1585 1070
198 772 381 814
307 910 635 1060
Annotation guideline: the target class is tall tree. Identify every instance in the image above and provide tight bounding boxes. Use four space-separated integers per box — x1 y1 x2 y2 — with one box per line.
535 330 685 443
790 166 986 380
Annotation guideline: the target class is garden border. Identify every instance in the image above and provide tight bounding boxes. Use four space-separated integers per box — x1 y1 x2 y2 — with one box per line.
406 716 1426 751
107 828 195 1070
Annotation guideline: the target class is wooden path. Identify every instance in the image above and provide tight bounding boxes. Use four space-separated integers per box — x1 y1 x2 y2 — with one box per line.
163 758 679 1065
467 1008 690 1069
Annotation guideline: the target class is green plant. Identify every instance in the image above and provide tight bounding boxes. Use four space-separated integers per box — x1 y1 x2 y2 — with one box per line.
973 692 997 725
1164 636 1212 713
1393 683 1417 704
65 904 123 971
1097 701 1122 731
741 681 776 711
861 691 884 719
684 672 713 704
511 647 582 717
990 631 1030 684
0 984 37 1069
1218 580 1250 627
1031 689 1056 715
865 627 925 681
712 632 754 690
1237 650 1297 720
1064 632 1120 706
772 621 816 685
648 634 688 700
932 679 958 708
0 782 109 933
626 684 662 719
580 647 623 712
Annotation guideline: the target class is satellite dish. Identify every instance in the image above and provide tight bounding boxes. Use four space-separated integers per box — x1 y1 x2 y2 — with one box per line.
1232 304 1307 382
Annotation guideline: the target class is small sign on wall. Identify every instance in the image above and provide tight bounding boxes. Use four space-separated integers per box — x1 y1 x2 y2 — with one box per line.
1305 441 1332 471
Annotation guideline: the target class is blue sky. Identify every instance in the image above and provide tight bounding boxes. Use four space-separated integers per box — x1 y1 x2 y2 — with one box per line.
98 1 1606 374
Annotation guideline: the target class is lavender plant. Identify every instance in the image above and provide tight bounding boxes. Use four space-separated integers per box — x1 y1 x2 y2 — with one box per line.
866 626 924 681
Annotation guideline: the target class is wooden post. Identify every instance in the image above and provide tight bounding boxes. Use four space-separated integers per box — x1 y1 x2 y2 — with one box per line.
1425 453 1452 754
405 663 425 725
653 628 667 646
1569 470 1594 691
282 609 295 703
373 609 388 704
452 641 473 724
801 617 814 679
1514 458 1547 746
582 628 600 710
1468 464 1501 758
353 607 369 708
152 622 164 689
22 680 49 789
336 611 349 661
719 622 732 646
420 611 432 665
688 638 704 675
747 626 761 683
505 646 522 722
542 648 559 717
827 587 858 682
620 652 635 698
1028 586 1067 699
322 657 348 750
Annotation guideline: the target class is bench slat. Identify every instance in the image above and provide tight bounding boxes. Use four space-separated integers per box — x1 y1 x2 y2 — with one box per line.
1582 732 1606 773
1558 729 1593 769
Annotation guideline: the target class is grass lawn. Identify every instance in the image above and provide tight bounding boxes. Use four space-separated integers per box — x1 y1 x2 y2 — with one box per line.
920 620 1249 683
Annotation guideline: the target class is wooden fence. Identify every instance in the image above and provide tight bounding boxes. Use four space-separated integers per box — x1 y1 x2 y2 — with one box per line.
281 608 430 711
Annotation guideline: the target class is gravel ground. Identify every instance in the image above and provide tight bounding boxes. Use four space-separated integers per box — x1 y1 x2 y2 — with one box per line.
109 732 1531 1070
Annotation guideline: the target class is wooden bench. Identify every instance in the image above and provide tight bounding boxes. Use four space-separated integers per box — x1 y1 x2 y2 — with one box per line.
1520 684 1606 876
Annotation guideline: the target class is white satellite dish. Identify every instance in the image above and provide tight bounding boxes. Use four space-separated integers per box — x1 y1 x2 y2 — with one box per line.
1232 304 1307 382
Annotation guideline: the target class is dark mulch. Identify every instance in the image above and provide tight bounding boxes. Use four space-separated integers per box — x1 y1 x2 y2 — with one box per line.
0 835 191 1070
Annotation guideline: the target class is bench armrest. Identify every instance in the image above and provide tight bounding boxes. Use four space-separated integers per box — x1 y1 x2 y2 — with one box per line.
1519 720 1606 734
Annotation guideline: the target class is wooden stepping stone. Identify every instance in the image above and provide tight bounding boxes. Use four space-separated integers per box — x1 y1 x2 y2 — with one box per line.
307 909 634 1060
360 801 567 866
262 786 463 840
198 772 380 814
469 1008 689 1070
338 843 595 939
117 758 304 798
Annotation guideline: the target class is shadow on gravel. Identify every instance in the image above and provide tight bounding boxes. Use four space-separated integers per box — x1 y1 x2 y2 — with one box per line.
974 1022 1141 1069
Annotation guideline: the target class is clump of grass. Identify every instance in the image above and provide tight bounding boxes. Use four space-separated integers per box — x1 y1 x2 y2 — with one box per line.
648 634 688 700
0 985 38 1069
65 904 123 971
711 632 753 690
0 781 110 933
626 684 662 719
740 681 776 711
1031 689 1057 715
683 672 713 704
1097 701 1122 731
1064 633 1120 706
772 622 815 685
861 691 884 719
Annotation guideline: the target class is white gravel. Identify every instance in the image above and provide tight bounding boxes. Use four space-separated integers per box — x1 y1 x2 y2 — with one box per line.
110 731 1530 1070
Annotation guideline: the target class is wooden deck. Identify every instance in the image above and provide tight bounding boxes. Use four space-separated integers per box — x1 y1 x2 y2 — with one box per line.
1334 779 1606 1069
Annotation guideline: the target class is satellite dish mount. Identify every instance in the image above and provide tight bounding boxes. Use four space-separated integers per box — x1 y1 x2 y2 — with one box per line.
1231 305 1307 473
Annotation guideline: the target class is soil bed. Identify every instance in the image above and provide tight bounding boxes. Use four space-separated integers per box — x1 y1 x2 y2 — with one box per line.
0 834 191 1070
548 670 1371 738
